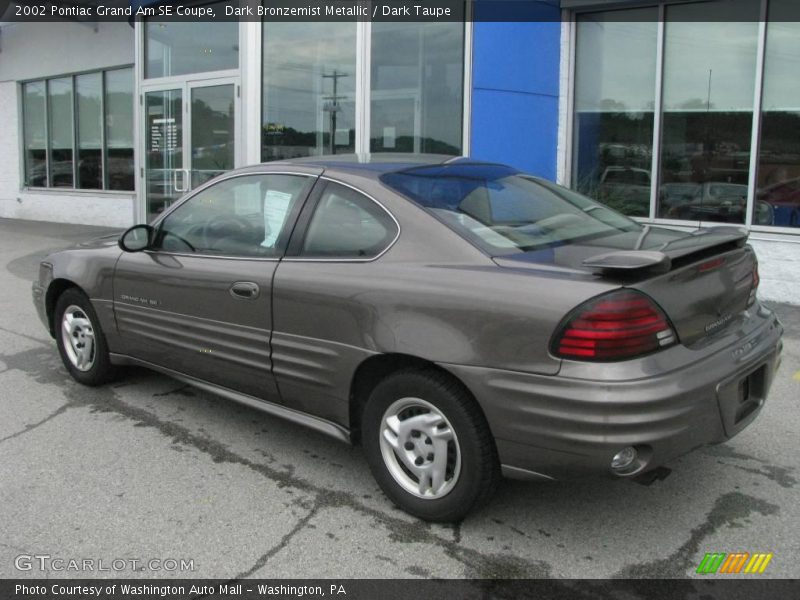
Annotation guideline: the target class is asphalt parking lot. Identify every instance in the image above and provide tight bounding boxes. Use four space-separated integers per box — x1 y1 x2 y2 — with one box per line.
0 217 798 581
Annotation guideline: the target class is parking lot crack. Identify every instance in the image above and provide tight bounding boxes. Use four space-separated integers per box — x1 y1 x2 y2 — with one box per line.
0 325 51 347
717 460 797 488
235 507 319 579
704 445 798 488
614 492 779 580
0 404 70 445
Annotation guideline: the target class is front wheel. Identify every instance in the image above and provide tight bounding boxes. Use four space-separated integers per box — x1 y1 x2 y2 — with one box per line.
362 369 500 522
54 288 115 386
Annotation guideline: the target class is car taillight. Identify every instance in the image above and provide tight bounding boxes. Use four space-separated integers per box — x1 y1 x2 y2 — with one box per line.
748 263 759 307
551 290 678 361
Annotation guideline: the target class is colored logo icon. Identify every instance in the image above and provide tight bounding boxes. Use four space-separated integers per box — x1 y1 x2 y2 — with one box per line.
697 552 773 574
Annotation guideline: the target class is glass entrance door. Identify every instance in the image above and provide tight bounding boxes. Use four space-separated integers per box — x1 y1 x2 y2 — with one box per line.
142 79 239 221
144 88 183 219
189 83 236 189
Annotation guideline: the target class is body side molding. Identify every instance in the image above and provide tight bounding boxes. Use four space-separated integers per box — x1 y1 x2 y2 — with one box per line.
109 353 352 444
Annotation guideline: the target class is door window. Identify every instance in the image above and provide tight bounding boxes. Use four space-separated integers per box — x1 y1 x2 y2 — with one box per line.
300 183 398 258
155 174 313 257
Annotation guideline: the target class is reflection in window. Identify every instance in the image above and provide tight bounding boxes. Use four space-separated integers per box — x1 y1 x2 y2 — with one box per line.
757 0 800 228
21 68 133 192
262 22 356 161
382 165 639 256
23 82 47 187
371 21 464 155
157 174 312 257
144 15 238 78
76 73 103 189
192 84 235 188
105 68 135 191
145 89 183 220
48 77 74 188
572 10 657 217
658 0 759 224
302 183 397 258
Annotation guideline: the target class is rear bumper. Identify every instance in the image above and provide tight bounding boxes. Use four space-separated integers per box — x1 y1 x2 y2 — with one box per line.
443 304 783 481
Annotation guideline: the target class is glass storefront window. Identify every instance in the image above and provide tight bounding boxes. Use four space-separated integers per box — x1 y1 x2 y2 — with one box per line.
572 0 800 230
105 68 135 191
370 22 464 155
22 82 47 187
262 22 357 162
757 0 800 228
76 72 103 190
260 19 465 160
573 9 658 217
657 0 760 224
21 68 133 191
144 16 238 79
48 77 74 188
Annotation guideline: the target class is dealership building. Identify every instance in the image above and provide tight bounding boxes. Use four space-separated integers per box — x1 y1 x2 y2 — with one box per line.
0 0 797 303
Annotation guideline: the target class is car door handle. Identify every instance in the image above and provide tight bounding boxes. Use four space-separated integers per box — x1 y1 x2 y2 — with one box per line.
229 282 260 300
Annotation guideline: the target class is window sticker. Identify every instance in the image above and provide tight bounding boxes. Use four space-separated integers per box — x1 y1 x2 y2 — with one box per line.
262 189 294 247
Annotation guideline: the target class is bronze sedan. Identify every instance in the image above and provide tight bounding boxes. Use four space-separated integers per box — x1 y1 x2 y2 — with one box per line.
32 156 783 521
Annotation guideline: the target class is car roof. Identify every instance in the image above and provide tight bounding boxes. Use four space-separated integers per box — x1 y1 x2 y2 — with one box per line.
265 153 492 178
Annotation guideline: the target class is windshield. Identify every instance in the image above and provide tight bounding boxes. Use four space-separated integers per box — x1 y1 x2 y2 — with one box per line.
381 164 641 255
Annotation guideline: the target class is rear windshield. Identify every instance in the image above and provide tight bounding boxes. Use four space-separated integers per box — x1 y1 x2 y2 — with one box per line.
380 164 641 255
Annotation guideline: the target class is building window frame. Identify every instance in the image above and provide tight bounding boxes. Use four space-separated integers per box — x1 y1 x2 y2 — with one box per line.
564 0 800 236
19 65 135 193
260 15 472 161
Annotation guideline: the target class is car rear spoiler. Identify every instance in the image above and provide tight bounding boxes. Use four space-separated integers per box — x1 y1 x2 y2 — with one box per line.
583 227 749 274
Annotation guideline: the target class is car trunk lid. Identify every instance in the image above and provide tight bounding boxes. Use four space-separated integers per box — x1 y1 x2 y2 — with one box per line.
494 226 757 346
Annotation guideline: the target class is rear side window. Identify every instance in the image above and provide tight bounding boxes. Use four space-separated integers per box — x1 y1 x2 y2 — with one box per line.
381 164 640 255
300 183 398 258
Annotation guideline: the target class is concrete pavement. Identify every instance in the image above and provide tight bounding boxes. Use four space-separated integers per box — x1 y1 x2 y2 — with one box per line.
1 217 798 581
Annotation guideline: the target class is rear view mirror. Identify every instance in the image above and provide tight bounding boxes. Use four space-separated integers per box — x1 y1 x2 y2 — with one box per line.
118 224 154 252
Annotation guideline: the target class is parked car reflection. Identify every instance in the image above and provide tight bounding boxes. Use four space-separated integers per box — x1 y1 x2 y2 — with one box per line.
661 182 773 225
598 166 651 216
758 177 800 227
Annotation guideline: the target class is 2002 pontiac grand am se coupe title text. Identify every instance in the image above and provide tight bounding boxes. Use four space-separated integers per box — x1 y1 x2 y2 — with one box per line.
32 155 783 521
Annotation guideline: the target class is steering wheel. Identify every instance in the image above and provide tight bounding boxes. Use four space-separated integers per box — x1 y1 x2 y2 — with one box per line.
160 230 196 252
200 215 253 250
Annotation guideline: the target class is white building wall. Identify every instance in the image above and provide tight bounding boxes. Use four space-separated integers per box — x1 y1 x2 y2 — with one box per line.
0 22 136 228
749 238 799 306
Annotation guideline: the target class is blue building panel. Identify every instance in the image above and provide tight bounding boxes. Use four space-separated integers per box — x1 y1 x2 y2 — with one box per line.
471 21 561 97
470 88 559 180
470 1 562 180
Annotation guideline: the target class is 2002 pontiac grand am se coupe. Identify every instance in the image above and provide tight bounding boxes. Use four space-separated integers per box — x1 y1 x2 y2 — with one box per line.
32 155 783 521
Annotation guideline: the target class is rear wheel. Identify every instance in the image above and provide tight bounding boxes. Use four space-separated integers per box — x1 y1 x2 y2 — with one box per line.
54 288 114 386
362 369 500 521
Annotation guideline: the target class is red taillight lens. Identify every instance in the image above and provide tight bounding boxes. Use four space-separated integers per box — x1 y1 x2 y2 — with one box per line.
551 290 678 361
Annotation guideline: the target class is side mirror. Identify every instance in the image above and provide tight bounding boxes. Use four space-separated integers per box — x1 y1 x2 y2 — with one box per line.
118 224 154 252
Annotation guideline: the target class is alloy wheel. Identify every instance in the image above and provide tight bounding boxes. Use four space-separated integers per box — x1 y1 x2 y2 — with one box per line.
378 397 462 499
60 304 96 372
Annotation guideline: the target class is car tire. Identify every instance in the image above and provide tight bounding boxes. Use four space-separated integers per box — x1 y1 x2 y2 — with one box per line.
54 288 115 386
362 369 500 522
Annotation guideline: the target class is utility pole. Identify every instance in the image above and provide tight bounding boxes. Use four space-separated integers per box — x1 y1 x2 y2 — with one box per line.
322 70 349 154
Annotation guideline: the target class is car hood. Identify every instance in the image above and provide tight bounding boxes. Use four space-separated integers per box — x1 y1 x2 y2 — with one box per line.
74 231 125 250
